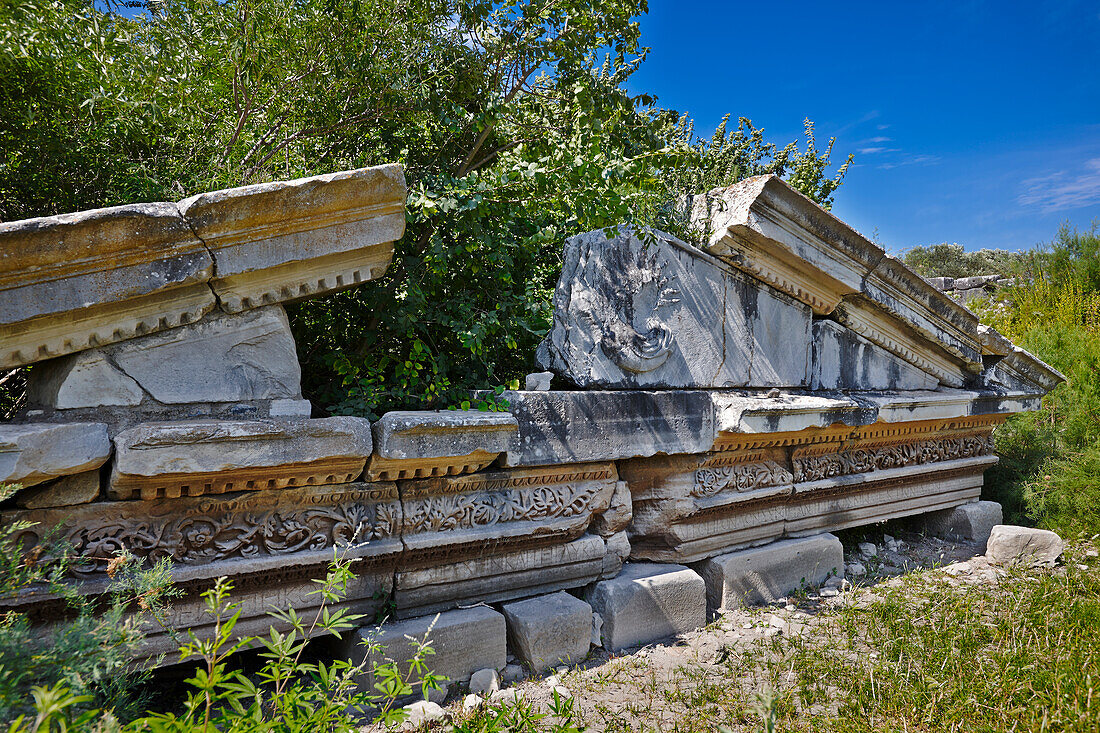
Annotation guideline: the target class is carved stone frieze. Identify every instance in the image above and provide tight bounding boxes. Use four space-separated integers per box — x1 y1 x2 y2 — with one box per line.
791 434 994 483
4 482 401 575
692 456 793 498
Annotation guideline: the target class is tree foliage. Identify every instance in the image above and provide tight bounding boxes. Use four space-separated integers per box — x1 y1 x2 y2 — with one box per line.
0 0 854 418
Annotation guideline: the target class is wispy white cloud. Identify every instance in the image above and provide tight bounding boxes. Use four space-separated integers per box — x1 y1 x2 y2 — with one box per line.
1018 158 1100 212
858 146 900 154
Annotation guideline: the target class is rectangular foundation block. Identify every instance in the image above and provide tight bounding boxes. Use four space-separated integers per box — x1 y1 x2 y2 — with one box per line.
502 591 592 673
697 534 843 611
584 563 706 651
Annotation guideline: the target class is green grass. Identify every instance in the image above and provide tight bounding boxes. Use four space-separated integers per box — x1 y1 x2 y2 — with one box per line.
559 544 1100 733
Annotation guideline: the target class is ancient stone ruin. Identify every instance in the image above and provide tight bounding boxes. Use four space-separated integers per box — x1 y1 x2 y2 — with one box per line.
0 167 1063 684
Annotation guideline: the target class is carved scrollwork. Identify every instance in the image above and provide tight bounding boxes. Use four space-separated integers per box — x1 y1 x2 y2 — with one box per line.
403 483 604 534
793 434 994 483
692 461 793 498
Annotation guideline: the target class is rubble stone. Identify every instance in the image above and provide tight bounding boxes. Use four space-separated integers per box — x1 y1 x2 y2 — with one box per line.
584 563 706 651
14 470 100 509
697 534 844 611
986 525 1064 567
502 591 592 674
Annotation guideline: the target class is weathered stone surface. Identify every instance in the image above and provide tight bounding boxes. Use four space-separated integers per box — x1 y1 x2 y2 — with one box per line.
0 203 216 370
401 701 445 729
365 410 517 481
395 534 612 618
986 525 1064 567
712 391 874 439
692 176 985 386
590 481 632 537
108 417 372 500
2 482 400 663
0 423 111 489
622 451 792 563
584 563 706 651
810 319 939 391
14 470 100 509
346 607 507 688
469 668 500 696
497 390 717 467
28 306 301 409
918 500 1003 550
536 226 811 388
502 591 592 673
525 371 553 391
697 534 843 611
179 164 405 313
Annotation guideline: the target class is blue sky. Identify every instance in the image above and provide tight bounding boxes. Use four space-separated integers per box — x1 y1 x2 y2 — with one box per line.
625 0 1100 254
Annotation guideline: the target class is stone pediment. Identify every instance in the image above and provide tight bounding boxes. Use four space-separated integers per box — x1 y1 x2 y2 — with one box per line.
538 175 1061 394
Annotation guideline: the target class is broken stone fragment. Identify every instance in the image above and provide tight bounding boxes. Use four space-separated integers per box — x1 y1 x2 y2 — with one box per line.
0 202 216 370
0 422 111 489
179 164 405 313
918 500 1003 551
985 525 1064 568
365 409 517 481
108 417 372 500
14 470 100 509
28 305 301 409
536 225 812 389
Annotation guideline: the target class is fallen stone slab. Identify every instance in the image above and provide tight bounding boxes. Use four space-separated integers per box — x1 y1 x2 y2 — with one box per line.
0 423 111 489
13 470 100 509
344 606 507 690
986 525 1063 568
697 534 843 611
365 410 517 481
108 417 372 500
584 563 706 651
502 591 592 673
918 500 1003 550
0 203 215 370
536 226 812 389
496 390 717 467
28 305 301 409
179 164 405 313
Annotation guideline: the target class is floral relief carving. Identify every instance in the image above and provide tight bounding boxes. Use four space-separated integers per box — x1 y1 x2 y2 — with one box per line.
402 482 605 534
691 461 793 498
792 434 994 483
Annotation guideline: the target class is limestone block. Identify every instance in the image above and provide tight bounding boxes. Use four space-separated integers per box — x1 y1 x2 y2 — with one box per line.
536 226 811 389
496 390 717 467
365 410 517 481
395 534 610 618
584 563 706 651
14 470 100 509
697 534 843 611
179 164 405 313
346 607 507 687
621 452 793 564
712 392 875 439
0 203 216 369
810 319 939 391
0 423 111 489
502 591 592 673
108 417 372 500
986 525 1063 568
525 371 553 391
918 500 1003 550
28 306 301 409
